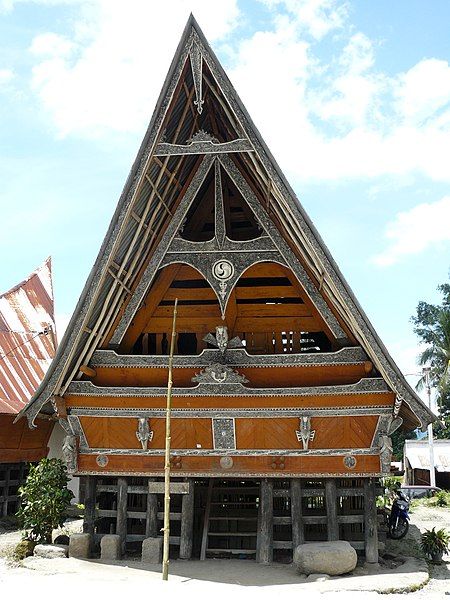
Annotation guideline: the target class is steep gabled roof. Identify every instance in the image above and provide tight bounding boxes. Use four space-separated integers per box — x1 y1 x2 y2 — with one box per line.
0 258 56 413
19 15 435 431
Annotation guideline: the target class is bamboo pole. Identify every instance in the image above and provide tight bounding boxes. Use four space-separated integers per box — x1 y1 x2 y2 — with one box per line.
162 298 178 581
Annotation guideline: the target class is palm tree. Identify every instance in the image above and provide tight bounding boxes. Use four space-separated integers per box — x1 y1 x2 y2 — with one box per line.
416 308 450 428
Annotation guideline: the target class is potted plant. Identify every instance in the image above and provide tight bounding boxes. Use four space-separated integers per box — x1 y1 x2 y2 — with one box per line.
420 527 450 564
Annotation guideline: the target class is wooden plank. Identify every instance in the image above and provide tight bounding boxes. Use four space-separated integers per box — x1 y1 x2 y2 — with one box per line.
364 478 379 564
325 479 339 541
145 478 158 537
235 286 298 299
147 481 190 494
179 480 194 559
291 478 304 547
116 477 128 554
256 479 273 564
237 304 311 318
164 288 217 301
153 304 221 318
235 316 321 332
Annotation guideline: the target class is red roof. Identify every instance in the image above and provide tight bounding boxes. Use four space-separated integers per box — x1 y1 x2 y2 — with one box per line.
0 258 56 414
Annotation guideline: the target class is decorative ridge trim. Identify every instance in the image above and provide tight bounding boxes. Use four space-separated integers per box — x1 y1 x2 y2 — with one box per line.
74 470 383 478
66 377 390 398
70 406 391 418
79 448 377 457
90 347 369 369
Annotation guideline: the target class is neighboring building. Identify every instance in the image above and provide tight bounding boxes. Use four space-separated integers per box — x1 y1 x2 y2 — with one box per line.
404 439 450 489
20 17 435 563
0 259 56 515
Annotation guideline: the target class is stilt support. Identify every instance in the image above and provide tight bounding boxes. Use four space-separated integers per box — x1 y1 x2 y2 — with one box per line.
179 479 194 559
116 477 128 555
257 478 273 564
291 478 304 548
325 478 339 541
364 478 379 564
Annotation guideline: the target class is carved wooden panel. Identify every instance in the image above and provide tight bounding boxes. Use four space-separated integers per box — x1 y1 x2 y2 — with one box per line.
77 453 381 476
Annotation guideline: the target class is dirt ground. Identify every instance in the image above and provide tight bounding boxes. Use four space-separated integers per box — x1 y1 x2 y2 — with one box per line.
0 505 448 599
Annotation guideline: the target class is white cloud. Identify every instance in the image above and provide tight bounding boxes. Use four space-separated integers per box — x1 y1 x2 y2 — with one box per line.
0 68 14 85
372 195 450 267
259 0 348 40
395 58 450 125
29 0 240 137
20 0 450 185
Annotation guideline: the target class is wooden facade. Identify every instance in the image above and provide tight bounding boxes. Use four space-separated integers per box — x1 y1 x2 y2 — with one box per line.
20 16 434 563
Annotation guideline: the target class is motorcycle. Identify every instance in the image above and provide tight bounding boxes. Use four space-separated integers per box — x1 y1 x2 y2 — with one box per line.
388 489 410 539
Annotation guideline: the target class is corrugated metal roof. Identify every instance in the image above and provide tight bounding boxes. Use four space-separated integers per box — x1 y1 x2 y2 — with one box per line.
405 439 450 472
0 258 56 414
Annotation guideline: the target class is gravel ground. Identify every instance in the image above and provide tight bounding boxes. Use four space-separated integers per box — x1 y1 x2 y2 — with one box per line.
0 506 448 598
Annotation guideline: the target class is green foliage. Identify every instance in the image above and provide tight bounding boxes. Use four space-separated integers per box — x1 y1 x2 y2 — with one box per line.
420 527 450 559
391 428 417 461
379 475 402 508
16 458 74 544
411 280 450 436
434 490 449 507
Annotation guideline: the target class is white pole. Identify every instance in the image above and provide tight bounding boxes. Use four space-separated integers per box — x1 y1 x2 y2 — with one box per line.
423 367 436 488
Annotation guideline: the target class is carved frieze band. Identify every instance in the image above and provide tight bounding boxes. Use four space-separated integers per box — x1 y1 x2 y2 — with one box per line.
68 406 391 419
79 447 377 457
155 134 253 156
90 347 368 369
67 377 389 398
76 469 383 479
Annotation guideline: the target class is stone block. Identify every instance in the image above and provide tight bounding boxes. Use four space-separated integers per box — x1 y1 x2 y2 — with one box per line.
100 534 122 560
34 544 68 559
142 537 163 564
69 533 91 559
293 541 357 576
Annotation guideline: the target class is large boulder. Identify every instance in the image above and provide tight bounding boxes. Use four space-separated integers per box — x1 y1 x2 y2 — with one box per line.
293 541 357 576
34 544 68 559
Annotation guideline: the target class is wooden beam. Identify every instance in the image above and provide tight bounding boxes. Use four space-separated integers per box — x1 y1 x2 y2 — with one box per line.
179 479 194 559
364 478 379 564
200 479 213 560
145 478 158 538
116 477 128 555
257 478 273 564
325 479 339 541
290 478 304 547
83 475 97 554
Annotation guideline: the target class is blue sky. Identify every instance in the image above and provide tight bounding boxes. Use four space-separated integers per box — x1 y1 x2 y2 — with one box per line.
1 0 450 401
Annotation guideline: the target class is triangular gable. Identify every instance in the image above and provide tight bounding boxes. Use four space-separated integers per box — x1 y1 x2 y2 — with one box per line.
19 15 435 432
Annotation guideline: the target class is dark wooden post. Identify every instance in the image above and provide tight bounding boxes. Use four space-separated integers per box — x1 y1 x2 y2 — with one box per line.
325 478 339 541
290 478 304 548
116 477 128 555
257 478 273 564
83 476 97 536
2 465 10 517
364 478 379 564
145 478 158 538
179 479 194 559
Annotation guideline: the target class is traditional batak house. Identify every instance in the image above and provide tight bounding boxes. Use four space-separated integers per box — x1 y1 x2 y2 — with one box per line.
19 17 435 563
0 259 57 516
